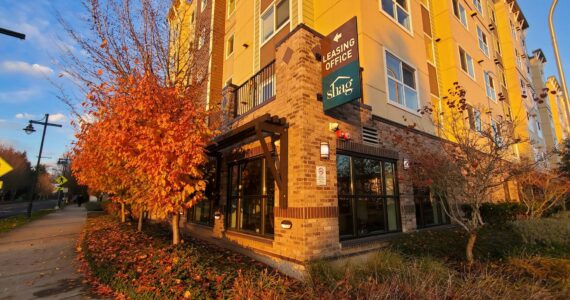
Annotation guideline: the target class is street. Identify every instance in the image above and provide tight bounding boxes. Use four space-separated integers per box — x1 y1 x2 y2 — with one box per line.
0 199 59 219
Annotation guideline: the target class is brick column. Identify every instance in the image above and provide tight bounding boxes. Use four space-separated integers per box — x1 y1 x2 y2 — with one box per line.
273 25 342 261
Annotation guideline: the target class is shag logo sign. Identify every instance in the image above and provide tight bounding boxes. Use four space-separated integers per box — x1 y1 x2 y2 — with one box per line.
327 76 354 100
321 17 362 111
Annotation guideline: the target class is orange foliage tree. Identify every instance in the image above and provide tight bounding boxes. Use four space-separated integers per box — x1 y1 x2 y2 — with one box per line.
63 0 215 244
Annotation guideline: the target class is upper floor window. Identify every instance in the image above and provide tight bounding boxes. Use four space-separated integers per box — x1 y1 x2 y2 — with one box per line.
467 105 482 132
510 21 517 40
381 0 411 31
261 0 290 44
459 47 475 79
228 0 236 16
473 0 483 15
485 72 497 101
452 0 468 28
515 49 522 69
386 51 419 111
477 27 489 57
201 0 207 12
226 35 234 58
198 28 206 49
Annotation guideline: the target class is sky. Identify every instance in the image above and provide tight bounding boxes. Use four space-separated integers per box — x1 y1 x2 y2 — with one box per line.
0 0 569 173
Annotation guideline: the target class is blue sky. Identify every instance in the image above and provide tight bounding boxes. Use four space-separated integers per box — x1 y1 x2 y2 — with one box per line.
0 0 569 172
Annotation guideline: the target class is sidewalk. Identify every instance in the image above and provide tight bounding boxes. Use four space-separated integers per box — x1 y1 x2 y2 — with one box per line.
0 206 96 299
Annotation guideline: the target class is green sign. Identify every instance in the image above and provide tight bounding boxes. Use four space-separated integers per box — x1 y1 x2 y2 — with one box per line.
322 61 362 111
321 17 361 111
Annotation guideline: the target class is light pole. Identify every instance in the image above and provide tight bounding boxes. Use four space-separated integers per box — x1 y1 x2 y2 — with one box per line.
23 114 62 218
0 27 25 40
549 0 569 102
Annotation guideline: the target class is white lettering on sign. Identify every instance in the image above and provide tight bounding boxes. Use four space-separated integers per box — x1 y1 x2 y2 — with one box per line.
322 38 356 71
326 76 354 100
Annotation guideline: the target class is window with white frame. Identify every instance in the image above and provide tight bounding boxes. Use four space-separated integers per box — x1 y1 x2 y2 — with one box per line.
198 28 206 49
467 105 482 132
381 0 411 31
491 119 504 146
485 72 497 101
473 0 483 15
226 35 234 57
228 0 236 16
386 51 419 111
452 0 468 28
510 21 517 40
459 47 475 79
201 0 207 12
515 48 522 69
477 27 489 56
261 0 290 44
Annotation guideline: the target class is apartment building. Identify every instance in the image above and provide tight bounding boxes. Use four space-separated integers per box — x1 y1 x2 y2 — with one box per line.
529 50 570 166
171 0 542 273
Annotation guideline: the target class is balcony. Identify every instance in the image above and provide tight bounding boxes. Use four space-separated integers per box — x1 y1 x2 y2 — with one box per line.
233 61 276 118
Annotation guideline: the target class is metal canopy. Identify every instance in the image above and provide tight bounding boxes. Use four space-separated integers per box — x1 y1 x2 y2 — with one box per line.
207 113 289 208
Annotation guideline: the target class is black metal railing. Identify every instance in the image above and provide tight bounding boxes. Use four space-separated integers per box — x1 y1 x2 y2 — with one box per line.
234 61 276 117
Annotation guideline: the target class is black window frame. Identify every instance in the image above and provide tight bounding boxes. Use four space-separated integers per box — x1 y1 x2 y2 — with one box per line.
226 155 275 238
337 151 402 241
413 186 450 229
187 156 220 227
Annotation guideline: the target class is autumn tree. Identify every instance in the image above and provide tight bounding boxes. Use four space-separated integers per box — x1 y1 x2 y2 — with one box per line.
515 169 570 218
0 145 33 201
62 0 216 244
398 83 537 265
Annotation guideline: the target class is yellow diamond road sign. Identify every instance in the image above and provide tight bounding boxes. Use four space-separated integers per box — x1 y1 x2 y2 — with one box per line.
0 157 13 178
55 175 68 186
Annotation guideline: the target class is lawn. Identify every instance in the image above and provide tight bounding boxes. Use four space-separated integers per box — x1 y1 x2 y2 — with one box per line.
79 213 570 299
0 209 55 234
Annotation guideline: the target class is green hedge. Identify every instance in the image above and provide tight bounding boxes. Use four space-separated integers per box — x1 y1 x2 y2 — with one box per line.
510 217 570 247
462 203 525 225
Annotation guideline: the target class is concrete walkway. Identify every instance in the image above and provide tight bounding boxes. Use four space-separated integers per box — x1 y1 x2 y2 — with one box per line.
0 206 96 299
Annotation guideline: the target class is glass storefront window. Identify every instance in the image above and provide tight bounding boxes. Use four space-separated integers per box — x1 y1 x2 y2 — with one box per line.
227 157 275 238
337 154 401 240
188 157 218 226
413 186 449 229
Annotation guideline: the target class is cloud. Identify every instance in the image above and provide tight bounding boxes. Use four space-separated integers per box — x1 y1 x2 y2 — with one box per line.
15 113 35 119
49 113 67 122
0 89 37 103
0 61 54 76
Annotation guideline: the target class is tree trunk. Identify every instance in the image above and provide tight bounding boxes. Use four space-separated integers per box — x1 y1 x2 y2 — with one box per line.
120 202 126 223
137 210 143 232
172 213 180 245
466 232 477 265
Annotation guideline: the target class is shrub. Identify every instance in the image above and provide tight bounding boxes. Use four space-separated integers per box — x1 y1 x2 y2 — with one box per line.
462 203 524 225
84 201 103 211
510 217 570 247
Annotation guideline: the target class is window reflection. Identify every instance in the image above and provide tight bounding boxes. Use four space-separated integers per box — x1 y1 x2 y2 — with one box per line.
337 154 400 240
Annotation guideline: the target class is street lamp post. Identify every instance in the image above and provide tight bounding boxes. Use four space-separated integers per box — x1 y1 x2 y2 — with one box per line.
23 114 62 218
0 27 25 40
549 0 569 102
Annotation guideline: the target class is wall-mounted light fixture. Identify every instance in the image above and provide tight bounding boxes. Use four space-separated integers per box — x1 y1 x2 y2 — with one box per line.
320 142 330 159
403 158 411 170
281 220 293 229
214 212 222 220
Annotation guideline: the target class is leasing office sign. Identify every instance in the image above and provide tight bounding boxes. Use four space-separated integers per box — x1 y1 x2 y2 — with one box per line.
321 17 362 111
